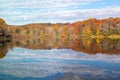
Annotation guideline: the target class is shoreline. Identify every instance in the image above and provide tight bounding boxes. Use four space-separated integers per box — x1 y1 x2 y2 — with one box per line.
82 35 120 39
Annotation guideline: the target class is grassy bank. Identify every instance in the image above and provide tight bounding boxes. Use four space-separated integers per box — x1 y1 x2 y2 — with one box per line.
82 35 120 39
107 35 120 39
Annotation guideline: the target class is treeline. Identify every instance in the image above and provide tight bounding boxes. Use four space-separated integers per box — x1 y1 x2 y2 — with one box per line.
73 17 120 36
1 17 120 39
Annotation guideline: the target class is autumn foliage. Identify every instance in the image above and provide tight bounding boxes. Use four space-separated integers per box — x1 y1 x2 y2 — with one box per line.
0 17 120 39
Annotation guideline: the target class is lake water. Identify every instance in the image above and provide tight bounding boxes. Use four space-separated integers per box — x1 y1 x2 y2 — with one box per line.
0 38 120 80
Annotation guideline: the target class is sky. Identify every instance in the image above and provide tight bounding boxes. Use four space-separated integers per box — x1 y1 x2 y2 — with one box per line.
0 0 120 25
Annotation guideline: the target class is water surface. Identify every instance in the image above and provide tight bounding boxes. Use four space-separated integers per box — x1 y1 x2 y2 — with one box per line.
0 38 120 80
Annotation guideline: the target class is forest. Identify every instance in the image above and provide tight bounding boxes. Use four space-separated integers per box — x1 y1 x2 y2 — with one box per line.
0 17 120 39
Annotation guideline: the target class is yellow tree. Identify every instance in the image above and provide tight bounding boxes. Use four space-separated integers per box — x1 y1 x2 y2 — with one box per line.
40 30 43 36
61 26 69 38
82 26 92 36
54 25 59 35
96 29 101 35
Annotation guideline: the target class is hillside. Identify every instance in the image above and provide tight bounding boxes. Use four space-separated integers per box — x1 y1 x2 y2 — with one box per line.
0 17 120 39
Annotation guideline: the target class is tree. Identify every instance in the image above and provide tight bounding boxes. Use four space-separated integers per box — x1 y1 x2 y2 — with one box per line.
53 25 59 35
82 26 92 36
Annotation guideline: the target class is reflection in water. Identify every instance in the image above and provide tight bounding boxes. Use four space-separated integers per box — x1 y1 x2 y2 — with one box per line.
1 37 120 58
0 37 120 80
14 38 120 54
0 38 11 58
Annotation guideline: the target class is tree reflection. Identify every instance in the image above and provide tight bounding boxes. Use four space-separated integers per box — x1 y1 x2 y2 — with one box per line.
12 38 120 54
0 40 9 58
1 37 120 58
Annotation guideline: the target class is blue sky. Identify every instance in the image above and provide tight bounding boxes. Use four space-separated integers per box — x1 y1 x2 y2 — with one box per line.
0 0 120 25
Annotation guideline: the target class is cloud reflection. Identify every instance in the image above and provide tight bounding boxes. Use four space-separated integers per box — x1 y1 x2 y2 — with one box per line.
0 48 120 80
4 47 120 62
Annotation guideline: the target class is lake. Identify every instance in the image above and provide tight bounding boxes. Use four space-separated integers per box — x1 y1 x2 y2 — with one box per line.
0 38 120 80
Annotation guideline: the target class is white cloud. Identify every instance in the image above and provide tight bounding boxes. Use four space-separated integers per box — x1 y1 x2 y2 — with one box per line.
1 6 119 25
0 0 101 8
0 0 120 25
